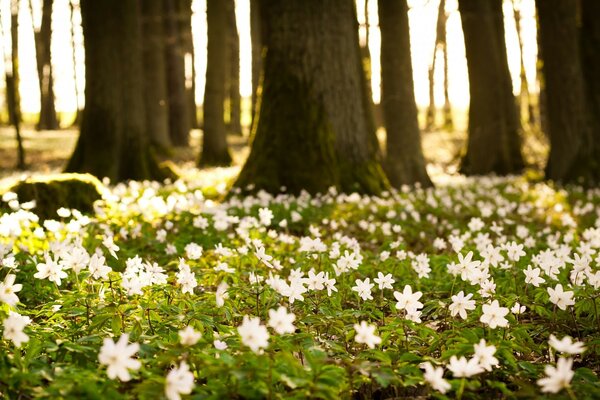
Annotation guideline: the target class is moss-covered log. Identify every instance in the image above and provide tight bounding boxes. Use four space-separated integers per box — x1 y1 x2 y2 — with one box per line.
8 174 105 220
234 0 387 195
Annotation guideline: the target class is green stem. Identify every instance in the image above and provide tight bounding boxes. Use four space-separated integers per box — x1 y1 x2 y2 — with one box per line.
457 377 466 400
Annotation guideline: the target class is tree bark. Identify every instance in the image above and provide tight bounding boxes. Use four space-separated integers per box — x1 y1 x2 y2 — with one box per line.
66 0 163 182
141 0 171 153
31 0 59 130
69 0 81 126
249 0 262 136
177 0 198 129
234 0 387 195
458 0 524 175
537 0 596 184
164 0 190 146
7 1 26 169
379 0 431 188
199 0 232 167
226 0 242 136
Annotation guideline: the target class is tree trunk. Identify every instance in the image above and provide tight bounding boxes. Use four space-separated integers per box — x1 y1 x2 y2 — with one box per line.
199 0 232 167
141 0 171 153
178 0 197 129
379 0 431 188
537 0 595 184
69 0 81 126
511 0 534 128
32 0 59 130
458 0 524 175
234 0 387 195
164 0 190 146
425 0 445 131
7 1 26 169
226 0 242 136
249 0 262 136
581 0 600 184
66 0 164 182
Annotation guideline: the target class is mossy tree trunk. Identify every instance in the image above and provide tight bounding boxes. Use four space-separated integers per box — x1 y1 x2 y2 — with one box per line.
164 0 191 146
379 0 431 188
33 0 59 130
581 0 600 184
249 0 262 136
199 0 232 167
458 0 524 175
141 0 171 153
226 0 242 136
234 0 388 195
537 0 597 184
65 0 163 182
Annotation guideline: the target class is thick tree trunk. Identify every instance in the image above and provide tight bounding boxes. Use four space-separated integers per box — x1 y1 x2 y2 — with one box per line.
66 0 163 182
234 0 387 195
226 0 242 136
458 0 524 175
199 0 232 167
581 0 600 183
249 0 262 136
164 0 190 146
178 0 197 129
379 0 431 188
537 0 595 184
141 0 171 153
32 0 59 130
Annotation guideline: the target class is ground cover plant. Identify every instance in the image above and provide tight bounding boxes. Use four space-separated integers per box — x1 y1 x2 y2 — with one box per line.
1 173 600 399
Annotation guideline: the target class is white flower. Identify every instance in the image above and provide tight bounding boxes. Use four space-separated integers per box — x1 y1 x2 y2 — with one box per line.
98 334 141 381
178 326 202 346
165 361 195 400
306 269 325 291
2 311 31 347
185 243 203 260
89 253 112 280
323 272 337 296
374 272 395 290
238 316 269 353
511 302 526 315
393 285 423 313
102 235 120 259
524 265 545 287
449 291 476 320
176 259 197 294
537 357 574 393
214 339 228 350
353 321 381 349
447 355 484 378
473 339 499 371
258 207 274 226
268 306 296 335
549 335 586 355
479 300 509 329
34 254 68 286
352 278 374 301
0 273 22 306
215 281 229 307
421 362 450 394
547 284 575 310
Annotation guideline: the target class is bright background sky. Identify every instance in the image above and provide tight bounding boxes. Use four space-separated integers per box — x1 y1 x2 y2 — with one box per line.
0 0 538 115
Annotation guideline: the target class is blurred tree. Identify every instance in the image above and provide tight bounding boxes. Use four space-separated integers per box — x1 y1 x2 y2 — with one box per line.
226 0 242 136
458 0 523 175
69 0 81 126
164 0 190 146
511 0 535 128
537 0 598 184
249 0 262 135
425 0 452 131
66 0 163 181
235 0 387 194
379 0 431 188
141 0 171 153
178 0 197 129
199 0 232 166
30 0 59 130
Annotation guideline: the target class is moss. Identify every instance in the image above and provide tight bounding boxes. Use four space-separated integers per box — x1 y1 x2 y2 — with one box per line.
6 173 106 220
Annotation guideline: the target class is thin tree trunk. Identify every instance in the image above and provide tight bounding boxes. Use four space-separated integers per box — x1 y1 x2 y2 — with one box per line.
425 0 446 131
511 0 534 128
235 0 387 195
441 12 452 130
458 0 524 175
69 0 81 126
8 1 26 169
227 0 242 136
66 0 164 181
199 0 232 167
249 0 262 136
141 0 171 152
379 0 431 188
164 0 190 146
178 0 197 129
